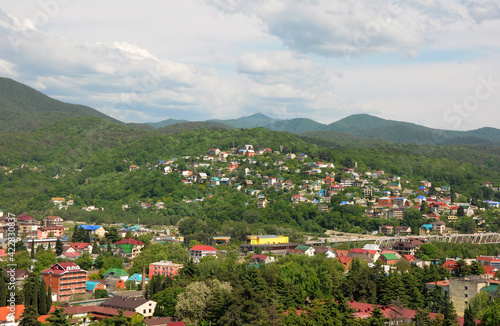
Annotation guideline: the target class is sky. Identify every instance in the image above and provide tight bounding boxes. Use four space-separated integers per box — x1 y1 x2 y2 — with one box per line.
0 0 499 130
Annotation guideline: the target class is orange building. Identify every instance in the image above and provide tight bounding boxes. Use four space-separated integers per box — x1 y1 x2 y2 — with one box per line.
149 260 184 279
42 262 89 301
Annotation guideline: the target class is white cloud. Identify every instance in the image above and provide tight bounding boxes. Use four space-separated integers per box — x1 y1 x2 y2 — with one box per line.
205 0 500 57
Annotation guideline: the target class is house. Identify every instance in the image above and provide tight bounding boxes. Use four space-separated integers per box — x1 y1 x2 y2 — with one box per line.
294 245 315 257
348 248 380 264
103 268 129 281
432 221 446 234
213 236 231 245
392 240 423 256
13 269 29 287
208 148 221 155
115 238 145 249
101 296 157 318
149 260 184 279
59 305 141 323
476 257 500 269
380 252 399 265
189 245 217 263
388 208 405 219
77 225 106 238
285 153 296 160
44 215 63 227
128 273 149 285
17 215 38 234
394 226 412 235
419 224 433 236
129 165 139 171
51 197 66 204
86 281 106 293
210 177 220 187
314 247 336 258
37 226 64 239
257 199 268 209
0 305 24 325
71 242 93 254
42 262 89 301
251 254 275 264
378 225 394 235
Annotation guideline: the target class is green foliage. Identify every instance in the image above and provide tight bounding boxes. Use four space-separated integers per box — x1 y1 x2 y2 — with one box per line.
93 289 109 299
46 307 71 326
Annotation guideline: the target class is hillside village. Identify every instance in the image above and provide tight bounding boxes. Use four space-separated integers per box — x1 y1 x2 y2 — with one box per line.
1 144 500 325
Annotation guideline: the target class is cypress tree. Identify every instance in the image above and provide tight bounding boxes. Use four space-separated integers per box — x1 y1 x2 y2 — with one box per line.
31 238 35 259
55 239 64 256
32 276 38 313
463 305 475 326
38 278 47 315
47 286 52 311
0 271 7 306
23 277 34 307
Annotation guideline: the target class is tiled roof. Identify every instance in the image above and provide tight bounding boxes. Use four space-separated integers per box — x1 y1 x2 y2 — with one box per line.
189 245 217 251
115 238 145 245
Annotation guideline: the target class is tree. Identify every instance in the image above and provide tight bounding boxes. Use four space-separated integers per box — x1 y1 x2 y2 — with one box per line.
31 238 36 259
457 206 465 217
93 289 109 299
413 309 432 326
0 271 7 306
480 298 500 326
74 253 93 271
368 305 389 326
463 305 475 326
452 260 469 277
46 307 71 326
55 239 64 256
459 218 476 234
153 287 184 317
47 286 52 312
19 305 41 326
38 278 47 315
442 293 458 326
468 261 485 276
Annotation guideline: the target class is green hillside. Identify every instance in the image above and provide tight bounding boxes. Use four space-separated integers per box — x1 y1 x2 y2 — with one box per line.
0 77 120 132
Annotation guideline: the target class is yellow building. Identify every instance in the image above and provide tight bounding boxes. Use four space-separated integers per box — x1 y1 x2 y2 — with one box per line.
246 235 289 245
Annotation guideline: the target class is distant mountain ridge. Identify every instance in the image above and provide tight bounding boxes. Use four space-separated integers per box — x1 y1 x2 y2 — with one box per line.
0 77 120 132
1 76 500 147
149 113 500 146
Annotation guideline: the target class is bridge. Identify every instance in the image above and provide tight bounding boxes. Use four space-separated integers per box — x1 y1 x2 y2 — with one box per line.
375 233 500 247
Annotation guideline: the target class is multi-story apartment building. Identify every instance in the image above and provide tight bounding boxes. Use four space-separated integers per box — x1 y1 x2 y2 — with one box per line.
148 260 184 279
43 216 63 227
42 262 89 301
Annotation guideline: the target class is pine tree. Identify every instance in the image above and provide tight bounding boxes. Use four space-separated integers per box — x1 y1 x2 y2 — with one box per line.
55 239 64 256
92 240 100 254
442 293 459 326
19 305 41 326
413 309 432 326
47 286 52 312
46 307 71 326
38 278 47 315
463 305 475 326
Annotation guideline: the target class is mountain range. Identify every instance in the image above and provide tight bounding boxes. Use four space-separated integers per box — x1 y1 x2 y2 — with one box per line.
1 76 500 146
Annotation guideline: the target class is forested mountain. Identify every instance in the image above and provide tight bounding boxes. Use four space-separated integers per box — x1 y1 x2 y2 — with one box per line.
0 77 120 132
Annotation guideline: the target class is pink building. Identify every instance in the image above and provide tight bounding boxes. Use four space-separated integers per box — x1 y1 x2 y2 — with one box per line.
37 226 64 239
148 260 184 279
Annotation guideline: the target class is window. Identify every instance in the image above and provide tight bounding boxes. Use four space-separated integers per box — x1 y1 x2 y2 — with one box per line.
149 309 151 313
465 294 468 298
143 310 146 313
465 286 468 290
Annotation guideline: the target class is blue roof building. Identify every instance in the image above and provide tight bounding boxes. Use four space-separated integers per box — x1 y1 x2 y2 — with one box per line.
86 281 105 292
127 273 149 284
